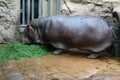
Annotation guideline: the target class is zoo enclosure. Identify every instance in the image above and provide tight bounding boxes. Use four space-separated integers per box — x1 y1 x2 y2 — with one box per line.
20 0 61 27
20 0 120 59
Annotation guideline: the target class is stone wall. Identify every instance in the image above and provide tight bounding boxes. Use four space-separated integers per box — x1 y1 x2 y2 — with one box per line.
0 0 20 43
61 0 120 25
0 0 120 43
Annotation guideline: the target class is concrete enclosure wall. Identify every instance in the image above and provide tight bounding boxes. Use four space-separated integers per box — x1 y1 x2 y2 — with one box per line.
0 0 20 43
60 0 120 25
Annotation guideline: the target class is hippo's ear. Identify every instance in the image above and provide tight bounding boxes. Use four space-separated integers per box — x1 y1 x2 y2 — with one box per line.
25 24 35 39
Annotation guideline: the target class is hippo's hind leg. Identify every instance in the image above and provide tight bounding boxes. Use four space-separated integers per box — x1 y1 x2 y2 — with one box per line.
87 53 101 59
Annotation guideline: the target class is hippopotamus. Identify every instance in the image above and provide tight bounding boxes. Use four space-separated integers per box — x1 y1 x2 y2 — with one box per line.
22 15 114 58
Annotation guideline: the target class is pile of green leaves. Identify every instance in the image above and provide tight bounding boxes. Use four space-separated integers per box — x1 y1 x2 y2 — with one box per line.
0 41 51 61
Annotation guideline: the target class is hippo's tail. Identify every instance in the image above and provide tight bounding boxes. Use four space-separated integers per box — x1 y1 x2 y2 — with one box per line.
110 26 117 41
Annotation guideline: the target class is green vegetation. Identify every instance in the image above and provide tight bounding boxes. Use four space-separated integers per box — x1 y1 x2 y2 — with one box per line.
0 41 51 61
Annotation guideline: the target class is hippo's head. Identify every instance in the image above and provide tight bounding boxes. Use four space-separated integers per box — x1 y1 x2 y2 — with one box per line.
22 23 43 44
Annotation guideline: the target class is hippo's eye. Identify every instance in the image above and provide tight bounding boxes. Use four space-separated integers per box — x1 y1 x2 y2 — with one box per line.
24 30 34 42
29 29 34 36
27 30 34 40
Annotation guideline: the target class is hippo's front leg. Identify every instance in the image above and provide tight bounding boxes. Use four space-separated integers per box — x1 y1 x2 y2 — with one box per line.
53 50 63 55
51 43 66 55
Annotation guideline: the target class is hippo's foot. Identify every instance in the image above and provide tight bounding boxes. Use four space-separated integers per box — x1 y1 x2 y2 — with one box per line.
53 50 62 55
87 53 100 59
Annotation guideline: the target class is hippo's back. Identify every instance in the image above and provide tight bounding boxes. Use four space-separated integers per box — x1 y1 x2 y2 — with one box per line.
44 16 113 52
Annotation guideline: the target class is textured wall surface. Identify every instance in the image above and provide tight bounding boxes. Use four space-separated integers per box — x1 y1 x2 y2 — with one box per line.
0 0 20 43
61 0 120 25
